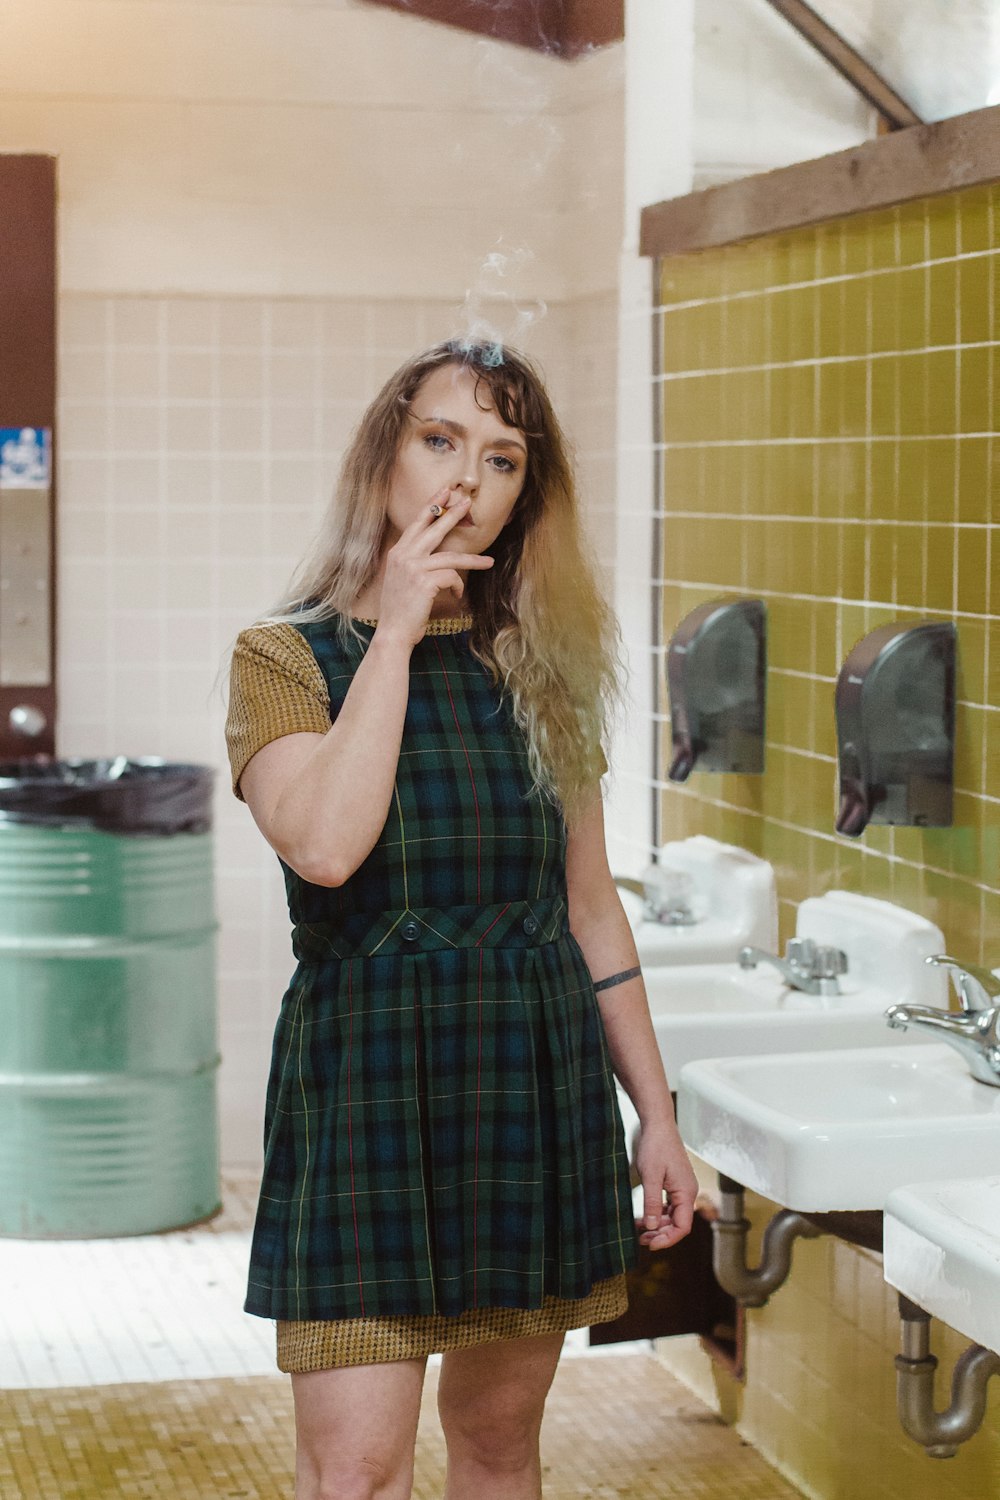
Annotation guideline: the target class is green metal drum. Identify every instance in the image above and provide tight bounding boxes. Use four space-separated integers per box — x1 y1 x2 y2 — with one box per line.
0 760 220 1238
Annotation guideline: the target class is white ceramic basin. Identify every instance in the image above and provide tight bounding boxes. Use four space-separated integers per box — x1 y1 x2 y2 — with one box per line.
633 919 768 967
625 835 777 966
884 1177 1000 1354
647 963 929 1078
644 890 947 1077
677 1044 1000 1212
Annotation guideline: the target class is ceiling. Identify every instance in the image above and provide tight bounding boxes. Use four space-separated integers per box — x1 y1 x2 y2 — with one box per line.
807 0 1000 121
359 0 999 121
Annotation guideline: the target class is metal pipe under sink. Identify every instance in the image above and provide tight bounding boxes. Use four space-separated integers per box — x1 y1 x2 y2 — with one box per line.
895 1294 1000 1458
712 1176 822 1308
713 1180 1000 1457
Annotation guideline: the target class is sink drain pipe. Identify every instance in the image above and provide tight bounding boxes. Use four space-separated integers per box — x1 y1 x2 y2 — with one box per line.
712 1175 822 1307
895 1295 1000 1458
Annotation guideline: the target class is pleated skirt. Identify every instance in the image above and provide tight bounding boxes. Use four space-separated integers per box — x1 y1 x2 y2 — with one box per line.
247 898 636 1325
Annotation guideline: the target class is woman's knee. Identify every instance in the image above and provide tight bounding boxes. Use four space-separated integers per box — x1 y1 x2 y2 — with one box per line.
438 1391 543 1472
437 1332 562 1474
296 1449 412 1500
291 1359 424 1500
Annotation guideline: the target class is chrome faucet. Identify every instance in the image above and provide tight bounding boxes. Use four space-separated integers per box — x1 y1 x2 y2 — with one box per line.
738 938 848 996
885 954 1000 1088
925 954 1000 1011
613 867 697 926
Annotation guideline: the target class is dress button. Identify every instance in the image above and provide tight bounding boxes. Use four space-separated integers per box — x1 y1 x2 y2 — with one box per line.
401 921 420 942
522 916 539 936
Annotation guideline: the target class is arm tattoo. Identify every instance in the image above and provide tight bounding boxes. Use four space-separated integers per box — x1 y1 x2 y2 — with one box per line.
592 965 642 994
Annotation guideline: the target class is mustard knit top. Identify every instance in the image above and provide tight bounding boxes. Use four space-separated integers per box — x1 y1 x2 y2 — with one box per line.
225 616 474 798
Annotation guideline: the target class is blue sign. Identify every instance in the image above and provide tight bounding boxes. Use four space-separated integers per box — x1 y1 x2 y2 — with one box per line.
0 427 51 489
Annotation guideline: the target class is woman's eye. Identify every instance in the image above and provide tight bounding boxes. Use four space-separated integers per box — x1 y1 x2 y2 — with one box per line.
489 455 516 474
424 433 452 451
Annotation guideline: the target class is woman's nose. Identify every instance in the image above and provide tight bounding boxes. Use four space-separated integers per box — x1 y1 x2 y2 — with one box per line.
452 469 478 497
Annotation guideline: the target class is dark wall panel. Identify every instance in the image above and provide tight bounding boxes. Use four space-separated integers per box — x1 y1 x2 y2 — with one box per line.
0 155 57 759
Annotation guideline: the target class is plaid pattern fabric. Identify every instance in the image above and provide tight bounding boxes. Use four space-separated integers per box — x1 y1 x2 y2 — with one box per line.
240 619 636 1321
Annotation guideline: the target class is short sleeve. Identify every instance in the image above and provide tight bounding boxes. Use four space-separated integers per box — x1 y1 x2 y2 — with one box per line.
226 622 332 799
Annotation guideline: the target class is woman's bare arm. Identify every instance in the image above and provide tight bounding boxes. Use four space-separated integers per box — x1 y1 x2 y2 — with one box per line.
239 492 492 886
239 632 413 887
565 795 698 1250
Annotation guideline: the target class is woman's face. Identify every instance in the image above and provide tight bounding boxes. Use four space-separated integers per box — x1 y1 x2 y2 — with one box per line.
384 363 527 555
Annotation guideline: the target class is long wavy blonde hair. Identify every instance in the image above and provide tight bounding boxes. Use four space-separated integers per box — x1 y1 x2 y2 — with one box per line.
271 340 620 814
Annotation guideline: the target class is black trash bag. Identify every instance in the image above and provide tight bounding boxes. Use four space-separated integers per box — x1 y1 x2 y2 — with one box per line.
0 758 214 834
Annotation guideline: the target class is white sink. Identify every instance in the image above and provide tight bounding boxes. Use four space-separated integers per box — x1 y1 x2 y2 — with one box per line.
646 890 947 1077
649 963 930 1078
627 835 777 965
634 919 768 967
677 1044 1000 1212
884 1177 1000 1355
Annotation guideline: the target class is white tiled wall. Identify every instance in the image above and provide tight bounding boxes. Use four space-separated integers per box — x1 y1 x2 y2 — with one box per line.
2 0 627 1168
1 0 621 301
56 290 619 1165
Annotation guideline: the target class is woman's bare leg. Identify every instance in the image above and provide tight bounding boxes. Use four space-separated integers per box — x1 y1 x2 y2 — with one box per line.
437 1332 565 1500
291 1356 427 1500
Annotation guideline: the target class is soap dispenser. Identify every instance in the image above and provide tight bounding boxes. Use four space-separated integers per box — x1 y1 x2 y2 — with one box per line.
834 620 956 838
666 598 766 782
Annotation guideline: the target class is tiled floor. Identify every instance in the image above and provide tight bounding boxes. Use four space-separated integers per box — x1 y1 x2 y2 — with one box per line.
0 1358 805 1500
0 1176 274 1389
0 1174 804 1498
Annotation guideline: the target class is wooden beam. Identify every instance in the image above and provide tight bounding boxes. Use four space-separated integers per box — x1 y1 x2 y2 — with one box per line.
564 0 625 57
640 103 1000 259
357 0 623 58
764 0 922 130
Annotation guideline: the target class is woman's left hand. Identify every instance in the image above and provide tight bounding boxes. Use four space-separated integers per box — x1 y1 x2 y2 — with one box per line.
634 1119 699 1251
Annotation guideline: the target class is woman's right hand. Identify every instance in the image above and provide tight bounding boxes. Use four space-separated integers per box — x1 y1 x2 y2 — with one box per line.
374 488 495 647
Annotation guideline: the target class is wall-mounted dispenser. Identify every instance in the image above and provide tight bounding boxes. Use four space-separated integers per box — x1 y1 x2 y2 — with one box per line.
834 621 956 838
666 598 766 782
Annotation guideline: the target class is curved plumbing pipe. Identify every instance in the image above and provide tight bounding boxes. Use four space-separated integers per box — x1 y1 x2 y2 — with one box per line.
712 1178 822 1308
895 1296 1000 1458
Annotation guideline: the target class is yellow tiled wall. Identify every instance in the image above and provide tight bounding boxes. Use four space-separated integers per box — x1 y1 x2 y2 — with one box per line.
657 183 998 959
654 184 1000 1498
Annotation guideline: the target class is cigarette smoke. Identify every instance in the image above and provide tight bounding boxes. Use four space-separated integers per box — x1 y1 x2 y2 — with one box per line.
454 242 547 361
445 21 567 358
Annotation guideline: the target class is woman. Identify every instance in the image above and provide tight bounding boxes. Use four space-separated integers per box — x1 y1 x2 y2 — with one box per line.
226 340 697 1500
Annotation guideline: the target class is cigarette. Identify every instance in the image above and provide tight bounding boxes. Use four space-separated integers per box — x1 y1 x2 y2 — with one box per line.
429 503 444 517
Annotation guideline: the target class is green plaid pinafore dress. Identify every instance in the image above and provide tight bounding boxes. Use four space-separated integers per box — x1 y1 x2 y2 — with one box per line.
244 618 636 1322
